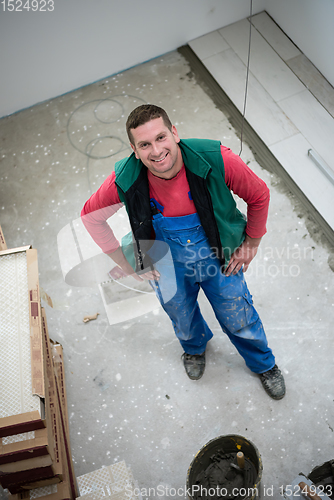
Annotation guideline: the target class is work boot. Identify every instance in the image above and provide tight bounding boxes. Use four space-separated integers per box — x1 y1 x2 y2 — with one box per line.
182 352 205 380
259 365 286 400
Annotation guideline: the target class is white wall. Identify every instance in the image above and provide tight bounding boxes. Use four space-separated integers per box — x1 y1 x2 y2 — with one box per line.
265 0 334 87
2 0 333 118
0 0 265 117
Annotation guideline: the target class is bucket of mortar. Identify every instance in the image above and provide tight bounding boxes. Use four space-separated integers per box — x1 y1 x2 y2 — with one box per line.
186 434 262 500
308 459 334 498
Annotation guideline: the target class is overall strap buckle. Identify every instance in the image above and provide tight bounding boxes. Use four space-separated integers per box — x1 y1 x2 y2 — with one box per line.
150 198 164 215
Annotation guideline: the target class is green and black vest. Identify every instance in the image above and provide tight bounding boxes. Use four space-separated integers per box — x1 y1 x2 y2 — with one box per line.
114 138 246 272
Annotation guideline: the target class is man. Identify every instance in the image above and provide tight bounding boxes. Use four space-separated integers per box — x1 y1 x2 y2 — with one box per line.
81 104 285 400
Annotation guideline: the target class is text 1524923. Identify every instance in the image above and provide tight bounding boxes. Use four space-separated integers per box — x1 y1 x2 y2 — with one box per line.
1 0 54 11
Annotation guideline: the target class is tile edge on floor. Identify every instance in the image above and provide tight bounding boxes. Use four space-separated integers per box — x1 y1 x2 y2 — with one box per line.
178 44 334 250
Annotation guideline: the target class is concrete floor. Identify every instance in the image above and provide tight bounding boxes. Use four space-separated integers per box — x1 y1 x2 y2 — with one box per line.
1 49 334 499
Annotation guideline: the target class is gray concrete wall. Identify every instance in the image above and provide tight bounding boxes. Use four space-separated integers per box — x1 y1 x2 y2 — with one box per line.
266 0 334 87
0 0 265 118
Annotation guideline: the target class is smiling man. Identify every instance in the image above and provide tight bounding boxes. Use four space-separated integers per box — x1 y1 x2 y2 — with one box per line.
81 104 286 400
129 116 183 179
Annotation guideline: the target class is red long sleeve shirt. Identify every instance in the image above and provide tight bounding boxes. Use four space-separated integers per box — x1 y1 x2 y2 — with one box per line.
81 145 270 253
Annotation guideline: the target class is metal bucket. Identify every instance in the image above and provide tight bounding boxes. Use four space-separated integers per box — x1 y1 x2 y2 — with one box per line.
186 434 263 500
308 460 334 498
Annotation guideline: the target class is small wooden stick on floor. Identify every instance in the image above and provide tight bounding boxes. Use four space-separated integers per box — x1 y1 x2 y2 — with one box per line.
83 313 100 323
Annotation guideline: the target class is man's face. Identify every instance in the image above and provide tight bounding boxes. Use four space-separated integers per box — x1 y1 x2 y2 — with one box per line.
130 117 183 179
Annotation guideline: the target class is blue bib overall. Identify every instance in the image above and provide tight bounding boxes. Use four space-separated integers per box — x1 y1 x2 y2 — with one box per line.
149 201 275 374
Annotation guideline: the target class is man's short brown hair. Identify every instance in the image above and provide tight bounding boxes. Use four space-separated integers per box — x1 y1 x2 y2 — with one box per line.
126 104 172 145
